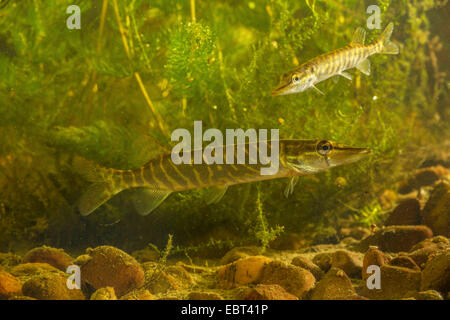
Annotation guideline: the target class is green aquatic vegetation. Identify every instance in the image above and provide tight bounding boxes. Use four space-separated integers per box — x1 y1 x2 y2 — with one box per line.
0 0 448 252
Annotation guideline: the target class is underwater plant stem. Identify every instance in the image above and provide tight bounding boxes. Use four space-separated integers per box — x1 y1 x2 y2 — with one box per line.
97 0 109 53
112 0 168 137
190 0 196 23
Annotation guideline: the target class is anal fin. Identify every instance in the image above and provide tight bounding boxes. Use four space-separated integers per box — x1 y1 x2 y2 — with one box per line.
130 187 171 216
339 71 352 81
356 59 370 76
205 186 228 205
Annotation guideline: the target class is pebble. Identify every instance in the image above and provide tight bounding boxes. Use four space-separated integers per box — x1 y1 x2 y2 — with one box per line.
421 182 449 236
260 261 315 299
384 198 421 226
291 255 324 280
79 246 145 297
310 268 359 300
0 268 22 299
398 166 447 194
244 284 298 300
420 249 449 293
389 255 420 271
312 252 332 272
220 246 261 265
90 287 117 300
22 273 85 300
358 225 433 252
120 288 154 300
330 250 363 278
217 256 271 289
362 265 421 299
269 232 307 250
23 246 73 272
187 291 224 300
362 246 390 280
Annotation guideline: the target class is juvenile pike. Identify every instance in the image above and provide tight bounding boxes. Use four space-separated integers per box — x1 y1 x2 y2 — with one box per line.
272 23 399 96
76 139 371 216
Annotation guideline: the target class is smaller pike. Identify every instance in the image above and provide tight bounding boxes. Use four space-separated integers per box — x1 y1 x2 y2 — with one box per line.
76 139 371 216
272 23 399 96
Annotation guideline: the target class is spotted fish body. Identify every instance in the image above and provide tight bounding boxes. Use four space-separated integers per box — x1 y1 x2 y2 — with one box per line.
272 23 399 96
76 139 371 216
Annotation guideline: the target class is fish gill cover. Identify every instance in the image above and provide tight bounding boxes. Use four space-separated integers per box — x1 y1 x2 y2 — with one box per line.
0 0 448 255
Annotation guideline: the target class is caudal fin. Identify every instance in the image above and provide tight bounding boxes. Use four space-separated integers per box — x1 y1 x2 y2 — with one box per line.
74 157 123 216
377 22 399 54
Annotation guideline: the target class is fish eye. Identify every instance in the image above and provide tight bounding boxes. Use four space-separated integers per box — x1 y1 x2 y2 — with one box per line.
292 75 300 82
317 140 333 156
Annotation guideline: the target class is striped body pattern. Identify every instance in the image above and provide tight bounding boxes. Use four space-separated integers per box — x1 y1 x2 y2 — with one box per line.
76 139 371 216
272 23 399 96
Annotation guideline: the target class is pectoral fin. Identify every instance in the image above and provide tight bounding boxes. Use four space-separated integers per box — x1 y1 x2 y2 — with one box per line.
312 85 325 95
284 176 299 198
130 187 171 216
356 59 370 76
205 186 228 205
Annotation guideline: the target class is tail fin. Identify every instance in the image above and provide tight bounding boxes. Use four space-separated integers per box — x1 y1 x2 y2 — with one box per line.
376 22 399 54
74 157 123 216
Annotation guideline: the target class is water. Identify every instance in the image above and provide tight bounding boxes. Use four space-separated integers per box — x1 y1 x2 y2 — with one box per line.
0 0 448 300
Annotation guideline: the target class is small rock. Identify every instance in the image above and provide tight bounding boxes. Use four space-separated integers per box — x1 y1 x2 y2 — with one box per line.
340 227 371 240
217 256 271 289
260 261 315 299
145 271 181 294
358 225 433 252
22 273 85 300
80 246 145 297
312 252 332 272
384 198 421 226
362 265 421 300
23 246 73 271
291 255 324 280
90 287 117 300
389 255 420 271
220 246 261 265
420 250 449 293
398 166 447 194
421 182 449 236
330 250 363 278
414 290 443 300
269 232 307 250
10 262 61 281
362 246 390 280
410 236 449 252
120 288 154 300
310 268 358 300
0 268 22 299
0 253 22 268
187 291 224 300
244 284 298 300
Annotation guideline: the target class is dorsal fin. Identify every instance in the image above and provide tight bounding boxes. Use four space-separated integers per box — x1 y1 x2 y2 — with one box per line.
351 27 366 45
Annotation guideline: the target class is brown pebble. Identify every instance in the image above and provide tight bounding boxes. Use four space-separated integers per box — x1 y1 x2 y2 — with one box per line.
389 256 420 271
310 268 358 300
420 250 449 293
384 198 421 226
22 273 85 300
244 284 298 300
90 287 117 300
330 250 363 278
362 246 390 280
217 256 271 289
0 268 22 299
187 291 224 300
80 246 145 297
23 246 73 271
260 261 315 299
421 182 449 236
291 255 324 280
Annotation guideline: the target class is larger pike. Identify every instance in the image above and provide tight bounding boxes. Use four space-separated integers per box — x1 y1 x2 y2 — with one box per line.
77 139 371 216
272 23 399 96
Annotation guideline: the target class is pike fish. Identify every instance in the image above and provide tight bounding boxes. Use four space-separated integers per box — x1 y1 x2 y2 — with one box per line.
272 23 399 96
76 139 371 216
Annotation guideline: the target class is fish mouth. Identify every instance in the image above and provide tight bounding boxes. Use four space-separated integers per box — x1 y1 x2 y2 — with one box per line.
271 83 290 96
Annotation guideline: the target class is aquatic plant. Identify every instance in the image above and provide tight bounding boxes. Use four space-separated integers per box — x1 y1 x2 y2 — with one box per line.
0 0 448 252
